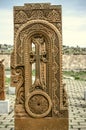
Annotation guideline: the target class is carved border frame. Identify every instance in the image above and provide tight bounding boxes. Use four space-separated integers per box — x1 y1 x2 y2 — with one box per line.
14 20 66 110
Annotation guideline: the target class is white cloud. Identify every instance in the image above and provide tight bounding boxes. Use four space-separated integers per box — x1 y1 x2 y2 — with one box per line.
0 9 13 45
62 15 86 47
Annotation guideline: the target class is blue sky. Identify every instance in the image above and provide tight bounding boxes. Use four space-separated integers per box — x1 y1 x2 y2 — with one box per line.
0 0 86 47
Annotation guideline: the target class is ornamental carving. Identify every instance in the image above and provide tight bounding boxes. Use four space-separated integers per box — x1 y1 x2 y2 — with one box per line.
11 66 24 104
12 3 68 130
15 11 28 23
47 10 60 22
25 91 52 118
29 10 47 20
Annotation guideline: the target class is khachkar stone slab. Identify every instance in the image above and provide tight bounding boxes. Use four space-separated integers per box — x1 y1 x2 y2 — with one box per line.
0 59 9 114
11 3 68 130
0 59 5 100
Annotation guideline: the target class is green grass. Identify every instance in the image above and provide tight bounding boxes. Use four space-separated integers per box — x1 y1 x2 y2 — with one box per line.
5 77 10 85
32 69 35 76
63 71 86 81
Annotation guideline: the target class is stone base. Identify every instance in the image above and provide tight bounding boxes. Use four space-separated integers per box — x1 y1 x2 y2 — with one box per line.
0 100 9 114
15 118 68 130
9 86 15 95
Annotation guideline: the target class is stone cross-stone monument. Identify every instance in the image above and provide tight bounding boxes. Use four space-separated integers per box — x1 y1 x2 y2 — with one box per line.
0 59 5 100
11 3 68 130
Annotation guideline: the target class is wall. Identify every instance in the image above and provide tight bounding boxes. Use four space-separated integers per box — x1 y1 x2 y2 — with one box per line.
0 54 86 71
63 55 86 71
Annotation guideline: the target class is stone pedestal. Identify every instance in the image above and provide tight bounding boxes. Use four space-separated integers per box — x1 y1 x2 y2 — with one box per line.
15 118 68 130
0 100 9 114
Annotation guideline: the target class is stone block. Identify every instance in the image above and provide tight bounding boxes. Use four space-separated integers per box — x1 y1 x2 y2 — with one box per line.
0 100 9 114
9 87 15 95
84 91 86 100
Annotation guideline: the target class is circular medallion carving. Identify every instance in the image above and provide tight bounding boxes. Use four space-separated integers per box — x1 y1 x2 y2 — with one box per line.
25 90 52 118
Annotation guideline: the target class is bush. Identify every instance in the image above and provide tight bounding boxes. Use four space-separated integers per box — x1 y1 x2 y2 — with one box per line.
75 76 80 80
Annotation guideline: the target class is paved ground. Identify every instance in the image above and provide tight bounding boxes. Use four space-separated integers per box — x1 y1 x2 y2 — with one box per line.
0 79 86 130
66 79 86 130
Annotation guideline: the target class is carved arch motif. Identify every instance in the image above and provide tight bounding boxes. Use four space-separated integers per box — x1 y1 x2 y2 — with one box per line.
15 20 64 118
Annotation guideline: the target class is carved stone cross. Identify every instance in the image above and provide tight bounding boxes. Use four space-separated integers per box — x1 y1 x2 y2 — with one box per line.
30 36 47 90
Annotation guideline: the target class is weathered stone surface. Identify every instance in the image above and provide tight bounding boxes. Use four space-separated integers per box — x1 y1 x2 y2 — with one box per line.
11 3 68 130
0 59 5 100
